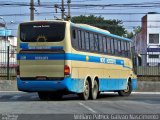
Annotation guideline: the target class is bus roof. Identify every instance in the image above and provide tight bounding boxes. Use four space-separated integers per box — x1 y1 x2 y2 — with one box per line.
75 24 110 34
19 20 67 24
71 22 132 42
19 20 132 42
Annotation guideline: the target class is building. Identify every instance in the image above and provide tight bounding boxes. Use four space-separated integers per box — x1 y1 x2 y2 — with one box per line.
133 12 160 66
0 23 17 68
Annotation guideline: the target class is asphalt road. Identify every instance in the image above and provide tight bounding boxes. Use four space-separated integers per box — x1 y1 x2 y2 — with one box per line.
0 92 159 114
0 92 160 120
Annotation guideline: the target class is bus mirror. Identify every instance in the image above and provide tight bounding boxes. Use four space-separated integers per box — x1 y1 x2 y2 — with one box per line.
133 54 142 67
138 56 142 66
137 55 142 66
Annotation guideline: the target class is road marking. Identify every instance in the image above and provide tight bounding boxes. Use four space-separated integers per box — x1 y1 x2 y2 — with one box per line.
101 92 117 94
78 102 97 113
101 92 160 95
10 95 21 100
0 91 21 93
132 92 160 94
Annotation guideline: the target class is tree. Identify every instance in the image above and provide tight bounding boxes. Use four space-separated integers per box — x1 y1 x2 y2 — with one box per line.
133 26 141 34
71 15 126 36
125 31 134 39
125 26 142 39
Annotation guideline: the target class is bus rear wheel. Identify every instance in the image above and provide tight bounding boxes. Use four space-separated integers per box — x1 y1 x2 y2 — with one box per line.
90 80 99 100
118 81 132 96
79 80 90 100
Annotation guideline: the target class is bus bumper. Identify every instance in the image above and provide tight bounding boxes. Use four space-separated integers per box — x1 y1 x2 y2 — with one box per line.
131 79 137 91
17 77 84 93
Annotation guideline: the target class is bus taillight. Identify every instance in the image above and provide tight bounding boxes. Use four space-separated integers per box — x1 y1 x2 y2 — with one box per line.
64 65 70 75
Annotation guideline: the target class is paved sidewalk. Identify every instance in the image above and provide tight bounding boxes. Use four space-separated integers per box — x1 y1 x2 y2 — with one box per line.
0 80 160 92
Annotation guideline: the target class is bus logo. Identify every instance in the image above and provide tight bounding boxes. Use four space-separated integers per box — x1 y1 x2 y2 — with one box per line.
100 57 116 64
86 56 89 61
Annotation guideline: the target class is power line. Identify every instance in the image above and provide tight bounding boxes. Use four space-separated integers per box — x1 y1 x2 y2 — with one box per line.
1 1 160 33
7 20 160 24
6 25 160 29
1 2 160 8
1 12 160 17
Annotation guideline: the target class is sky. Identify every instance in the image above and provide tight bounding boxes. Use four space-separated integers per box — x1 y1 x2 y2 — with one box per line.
0 0 160 36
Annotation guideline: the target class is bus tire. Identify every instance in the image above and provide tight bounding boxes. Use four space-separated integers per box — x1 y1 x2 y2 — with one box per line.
38 92 49 100
118 81 132 96
90 80 99 100
80 79 90 100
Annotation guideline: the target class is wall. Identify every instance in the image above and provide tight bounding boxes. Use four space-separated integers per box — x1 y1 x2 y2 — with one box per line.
0 38 10 66
0 36 17 66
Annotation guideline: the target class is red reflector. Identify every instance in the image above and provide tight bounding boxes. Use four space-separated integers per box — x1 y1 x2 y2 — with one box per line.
64 65 70 75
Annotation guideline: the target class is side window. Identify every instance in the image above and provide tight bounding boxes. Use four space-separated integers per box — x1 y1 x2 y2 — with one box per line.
90 33 94 51
107 38 111 54
121 41 125 57
94 34 99 52
110 38 115 54
99 35 103 53
103 37 107 53
78 30 82 49
85 32 90 51
127 42 131 58
124 41 128 57
114 39 118 55
118 40 121 55
72 29 76 39
71 29 78 49
81 31 85 50
149 34 159 44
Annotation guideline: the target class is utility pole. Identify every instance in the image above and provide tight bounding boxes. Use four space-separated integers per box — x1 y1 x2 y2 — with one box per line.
61 0 65 20
55 0 71 20
67 0 71 20
30 0 34 21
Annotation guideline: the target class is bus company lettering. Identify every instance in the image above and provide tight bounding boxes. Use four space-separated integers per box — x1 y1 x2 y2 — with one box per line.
106 58 116 64
29 46 50 49
28 46 63 50
33 25 50 28
35 56 48 60
20 56 26 60
100 57 116 64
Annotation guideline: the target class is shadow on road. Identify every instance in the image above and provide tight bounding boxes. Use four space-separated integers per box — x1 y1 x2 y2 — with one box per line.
0 92 137 102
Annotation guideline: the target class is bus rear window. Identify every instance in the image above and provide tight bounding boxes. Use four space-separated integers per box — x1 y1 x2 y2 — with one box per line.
20 22 66 42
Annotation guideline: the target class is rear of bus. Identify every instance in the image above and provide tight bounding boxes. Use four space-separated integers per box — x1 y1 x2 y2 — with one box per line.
17 20 73 93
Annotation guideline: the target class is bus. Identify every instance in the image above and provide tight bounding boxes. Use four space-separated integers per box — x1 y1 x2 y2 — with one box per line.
17 20 137 100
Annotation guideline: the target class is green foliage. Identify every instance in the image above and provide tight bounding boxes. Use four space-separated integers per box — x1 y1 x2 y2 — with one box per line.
125 31 134 39
71 15 126 36
125 26 142 39
133 26 141 34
